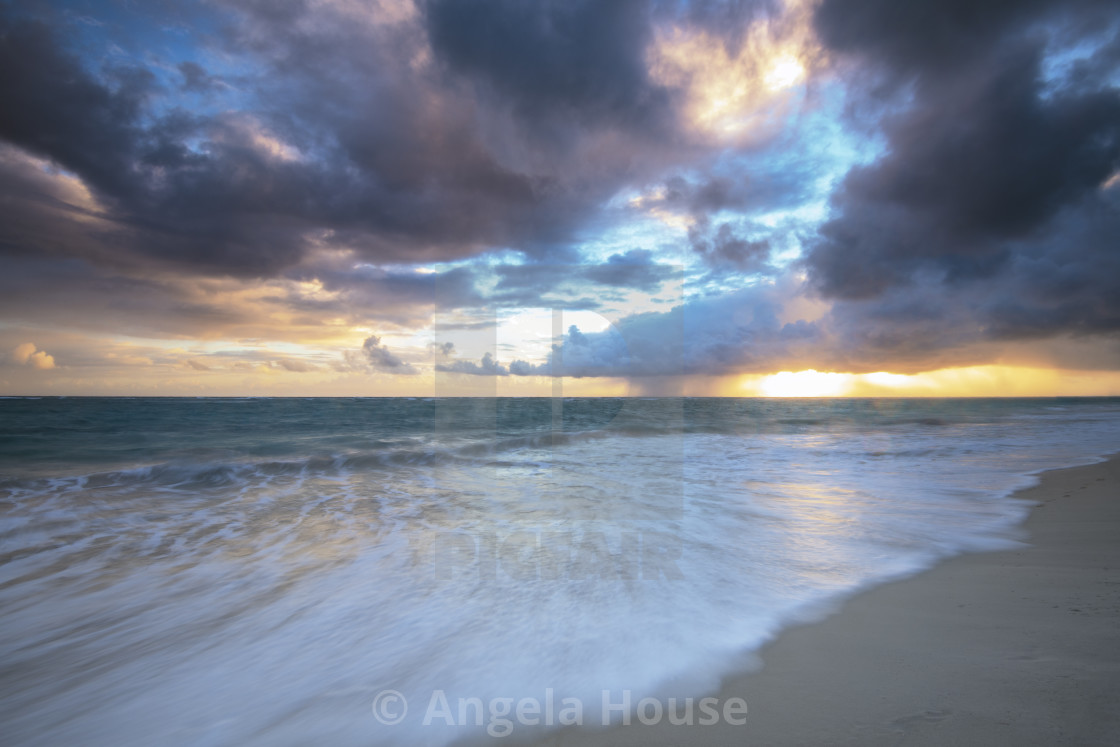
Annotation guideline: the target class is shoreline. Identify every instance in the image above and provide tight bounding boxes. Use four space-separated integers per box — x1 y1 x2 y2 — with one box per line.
523 453 1120 746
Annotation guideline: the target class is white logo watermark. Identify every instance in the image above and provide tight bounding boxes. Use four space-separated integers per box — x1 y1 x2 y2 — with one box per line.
410 530 686 582
371 690 407 725
372 689 747 737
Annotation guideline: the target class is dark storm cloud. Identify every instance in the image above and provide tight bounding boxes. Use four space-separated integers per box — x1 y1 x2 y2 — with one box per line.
815 192 1120 373
474 182 1120 378
636 168 814 220
177 61 220 93
687 218 773 272
630 157 820 272
814 0 1117 75
0 254 251 338
582 250 677 290
806 0 1120 351
424 0 668 129
0 2 693 284
5 0 1116 383
845 50 1118 242
491 251 677 305
0 14 335 274
0 17 147 202
494 233 1120 378
289 264 485 322
0 247 479 342
972 193 1120 340
663 174 788 215
660 0 778 34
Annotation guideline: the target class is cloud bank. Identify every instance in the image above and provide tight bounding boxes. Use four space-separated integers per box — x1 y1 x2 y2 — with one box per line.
0 0 1118 391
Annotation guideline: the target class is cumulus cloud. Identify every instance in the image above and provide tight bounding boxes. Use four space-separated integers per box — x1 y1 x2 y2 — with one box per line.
11 342 55 369
430 286 822 380
800 0 1120 363
353 335 419 375
434 347 554 377
11 342 35 365
437 351 512 377
530 292 814 378
430 341 456 357
687 218 773 272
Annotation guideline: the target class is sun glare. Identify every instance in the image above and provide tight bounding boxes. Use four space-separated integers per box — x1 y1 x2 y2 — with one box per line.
736 365 1120 398
861 371 910 388
646 0 815 140
759 369 852 397
764 55 805 90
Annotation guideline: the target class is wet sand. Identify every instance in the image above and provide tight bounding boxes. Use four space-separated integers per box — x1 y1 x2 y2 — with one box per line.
533 454 1120 746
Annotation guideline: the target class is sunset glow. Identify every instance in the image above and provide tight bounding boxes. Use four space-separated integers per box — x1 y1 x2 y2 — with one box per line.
759 370 850 397
1 0 1117 397
741 367 1120 399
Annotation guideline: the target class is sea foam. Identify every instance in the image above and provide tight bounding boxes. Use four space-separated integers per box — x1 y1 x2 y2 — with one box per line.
1 397 1119 745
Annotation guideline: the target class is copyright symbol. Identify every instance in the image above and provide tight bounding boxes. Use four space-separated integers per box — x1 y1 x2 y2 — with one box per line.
372 690 407 725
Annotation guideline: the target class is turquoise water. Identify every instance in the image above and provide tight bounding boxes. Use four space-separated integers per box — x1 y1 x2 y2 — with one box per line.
2 397 1119 745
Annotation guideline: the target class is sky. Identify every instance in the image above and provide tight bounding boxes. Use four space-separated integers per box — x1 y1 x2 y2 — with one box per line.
1 0 1119 396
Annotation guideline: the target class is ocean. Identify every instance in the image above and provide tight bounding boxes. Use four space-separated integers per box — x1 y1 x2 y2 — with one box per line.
2 396 1119 745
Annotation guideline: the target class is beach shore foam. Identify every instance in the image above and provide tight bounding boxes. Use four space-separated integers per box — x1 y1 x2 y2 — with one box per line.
529 454 1120 746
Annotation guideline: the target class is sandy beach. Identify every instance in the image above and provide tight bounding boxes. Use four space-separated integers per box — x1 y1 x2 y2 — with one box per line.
530 454 1120 746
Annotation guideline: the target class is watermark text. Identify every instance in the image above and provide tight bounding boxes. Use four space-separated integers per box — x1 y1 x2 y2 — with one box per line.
373 688 747 737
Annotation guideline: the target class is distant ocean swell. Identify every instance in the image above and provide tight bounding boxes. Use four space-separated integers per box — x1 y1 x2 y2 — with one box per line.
1 397 1119 746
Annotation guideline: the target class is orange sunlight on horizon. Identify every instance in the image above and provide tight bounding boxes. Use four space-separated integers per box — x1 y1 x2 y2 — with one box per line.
742 366 1120 398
